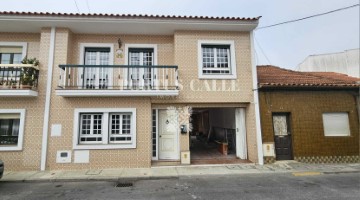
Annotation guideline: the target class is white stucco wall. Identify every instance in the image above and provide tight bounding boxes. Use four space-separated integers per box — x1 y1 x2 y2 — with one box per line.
297 49 360 78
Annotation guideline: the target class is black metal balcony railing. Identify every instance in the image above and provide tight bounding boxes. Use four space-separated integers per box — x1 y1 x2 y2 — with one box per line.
57 65 179 90
0 64 40 90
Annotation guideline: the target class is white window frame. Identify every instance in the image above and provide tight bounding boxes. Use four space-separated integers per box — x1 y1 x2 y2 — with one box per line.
78 43 114 88
124 44 158 88
322 112 351 137
124 44 158 65
197 40 237 79
0 109 26 151
0 42 27 60
73 108 136 150
79 113 104 144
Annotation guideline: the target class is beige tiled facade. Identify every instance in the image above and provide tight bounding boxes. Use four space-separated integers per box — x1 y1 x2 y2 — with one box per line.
1 27 259 170
0 32 44 170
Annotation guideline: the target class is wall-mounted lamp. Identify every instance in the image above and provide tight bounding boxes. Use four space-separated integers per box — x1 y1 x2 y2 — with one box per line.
116 38 124 58
118 38 122 48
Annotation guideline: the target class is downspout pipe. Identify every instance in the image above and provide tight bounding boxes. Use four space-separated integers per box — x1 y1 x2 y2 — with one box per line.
40 27 56 171
250 31 264 165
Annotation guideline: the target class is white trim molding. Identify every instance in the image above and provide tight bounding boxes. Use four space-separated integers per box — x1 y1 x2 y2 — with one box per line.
79 43 115 65
0 109 26 151
250 31 264 165
56 89 178 97
78 43 114 87
40 27 56 171
73 108 137 150
0 42 28 60
197 40 237 79
124 43 158 65
0 90 38 97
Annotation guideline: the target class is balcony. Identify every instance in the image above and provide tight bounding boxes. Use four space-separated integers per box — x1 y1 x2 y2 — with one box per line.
56 65 179 97
0 64 39 97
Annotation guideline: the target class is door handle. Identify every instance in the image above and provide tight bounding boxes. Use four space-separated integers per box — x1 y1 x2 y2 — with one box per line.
159 135 162 138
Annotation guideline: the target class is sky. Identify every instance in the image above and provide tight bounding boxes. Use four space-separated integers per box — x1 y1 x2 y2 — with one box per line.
0 0 359 69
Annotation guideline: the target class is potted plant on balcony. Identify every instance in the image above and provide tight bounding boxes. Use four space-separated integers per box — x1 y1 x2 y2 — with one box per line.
20 57 39 89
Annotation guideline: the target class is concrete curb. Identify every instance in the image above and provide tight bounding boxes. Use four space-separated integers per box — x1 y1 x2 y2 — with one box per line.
2 170 360 183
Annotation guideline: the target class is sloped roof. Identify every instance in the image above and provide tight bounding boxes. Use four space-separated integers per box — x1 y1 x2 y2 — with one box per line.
0 11 261 21
257 65 360 88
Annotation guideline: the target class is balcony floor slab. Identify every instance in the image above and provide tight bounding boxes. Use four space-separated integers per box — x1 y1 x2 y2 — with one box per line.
0 90 38 97
55 89 178 97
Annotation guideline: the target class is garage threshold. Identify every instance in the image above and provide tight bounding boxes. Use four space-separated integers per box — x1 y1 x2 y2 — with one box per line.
151 161 254 169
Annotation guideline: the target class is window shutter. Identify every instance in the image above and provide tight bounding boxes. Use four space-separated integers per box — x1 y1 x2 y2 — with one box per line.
0 113 21 119
322 113 350 136
0 46 22 54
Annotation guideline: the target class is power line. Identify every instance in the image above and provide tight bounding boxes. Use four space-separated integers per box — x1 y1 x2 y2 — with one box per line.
254 35 271 64
73 0 80 13
86 0 91 13
257 3 359 30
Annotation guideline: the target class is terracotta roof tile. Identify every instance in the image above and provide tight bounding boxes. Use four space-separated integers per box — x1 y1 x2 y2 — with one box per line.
0 11 261 21
257 65 360 88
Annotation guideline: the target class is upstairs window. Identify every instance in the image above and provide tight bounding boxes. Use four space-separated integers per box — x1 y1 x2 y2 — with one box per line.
0 46 23 64
202 45 231 75
198 40 237 79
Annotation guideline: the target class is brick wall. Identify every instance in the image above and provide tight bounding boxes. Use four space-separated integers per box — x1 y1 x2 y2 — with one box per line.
259 90 359 163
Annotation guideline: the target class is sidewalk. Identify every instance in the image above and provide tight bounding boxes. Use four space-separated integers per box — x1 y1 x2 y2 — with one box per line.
1 162 359 182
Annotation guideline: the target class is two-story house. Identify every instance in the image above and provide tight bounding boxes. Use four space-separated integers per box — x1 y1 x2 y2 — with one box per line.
0 12 263 171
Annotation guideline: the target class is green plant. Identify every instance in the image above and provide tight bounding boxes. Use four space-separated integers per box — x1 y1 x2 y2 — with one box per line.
21 56 39 86
9 79 18 87
21 56 39 66
21 68 35 86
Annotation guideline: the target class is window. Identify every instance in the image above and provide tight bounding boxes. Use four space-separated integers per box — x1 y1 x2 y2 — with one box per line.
109 113 133 143
0 109 25 151
74 108 136 149
322 112 350 137
79 113 103 144
128 48 154 89
125 44 158 89
0 43 27 64
78 43 114 89
151 109 158 160
198 40 236 79
202 45 230 74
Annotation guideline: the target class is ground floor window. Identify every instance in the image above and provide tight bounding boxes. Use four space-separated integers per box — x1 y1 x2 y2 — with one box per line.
322 112 350 137
74 108 136 149
0 109 25 151
79 113 103 144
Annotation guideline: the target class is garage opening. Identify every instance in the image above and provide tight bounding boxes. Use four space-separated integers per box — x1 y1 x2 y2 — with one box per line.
190 108 249 165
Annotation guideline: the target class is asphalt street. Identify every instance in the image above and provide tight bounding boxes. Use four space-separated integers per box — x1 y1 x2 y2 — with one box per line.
0 172 359 200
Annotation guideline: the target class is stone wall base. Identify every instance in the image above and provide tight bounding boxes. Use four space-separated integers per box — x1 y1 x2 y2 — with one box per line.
264 155 360 164
294 156 360 164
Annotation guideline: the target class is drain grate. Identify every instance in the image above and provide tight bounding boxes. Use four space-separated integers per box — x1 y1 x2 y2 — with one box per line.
115 182 133 188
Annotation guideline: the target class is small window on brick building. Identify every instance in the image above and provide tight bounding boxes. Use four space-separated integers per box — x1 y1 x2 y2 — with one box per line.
322 112 350 137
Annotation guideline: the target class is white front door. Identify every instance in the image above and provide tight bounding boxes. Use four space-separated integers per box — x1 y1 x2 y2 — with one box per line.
158 109 179 160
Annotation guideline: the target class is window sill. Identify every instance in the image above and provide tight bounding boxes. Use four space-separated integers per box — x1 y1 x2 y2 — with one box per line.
73 144 136 150
324 135 351 137
0 146 22 151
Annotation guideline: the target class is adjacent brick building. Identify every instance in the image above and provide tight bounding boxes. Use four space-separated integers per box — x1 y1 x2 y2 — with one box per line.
257 65 360 164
